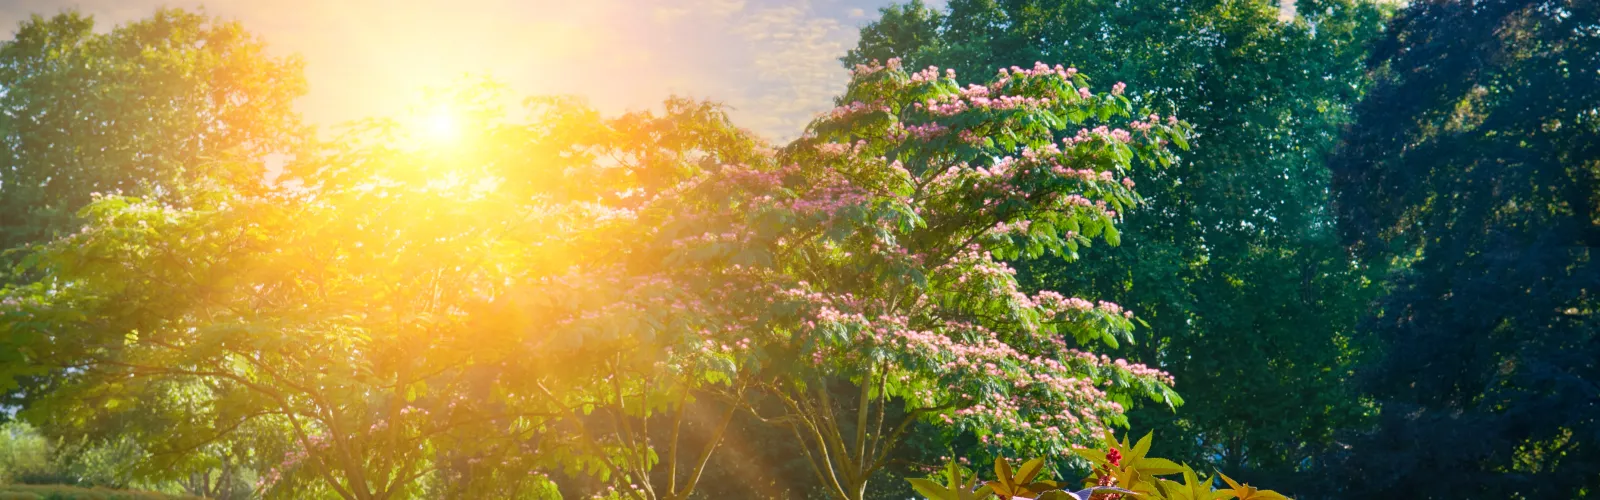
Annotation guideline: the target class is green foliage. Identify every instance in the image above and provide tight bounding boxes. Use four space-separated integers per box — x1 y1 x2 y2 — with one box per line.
845 0 1390 487
0 6 1269 500
0 485 197 500
0 86 754 500
0 8 305 257
0 423 158 492
1324 0 1600 496
0 53 1190 500
0 9 307 442
0 423 61 485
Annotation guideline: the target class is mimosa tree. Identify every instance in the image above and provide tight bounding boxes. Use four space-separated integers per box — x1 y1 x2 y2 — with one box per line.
552 59 1193 500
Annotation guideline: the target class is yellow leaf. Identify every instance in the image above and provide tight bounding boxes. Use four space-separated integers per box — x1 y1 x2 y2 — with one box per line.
995 458 1014 488
1132 431 1153 460
1135 457 1186 475
1217 472 1245 492
1015 457 1046 484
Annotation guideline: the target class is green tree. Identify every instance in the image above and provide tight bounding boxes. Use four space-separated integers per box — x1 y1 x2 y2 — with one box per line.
0 8 305 258
844 0 1387 487
0 84 774 500
0 8 306 424
1325 0 1600 496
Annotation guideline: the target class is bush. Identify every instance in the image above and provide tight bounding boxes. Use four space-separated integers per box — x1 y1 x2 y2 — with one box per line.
911 431 1291 500
0 485 197 500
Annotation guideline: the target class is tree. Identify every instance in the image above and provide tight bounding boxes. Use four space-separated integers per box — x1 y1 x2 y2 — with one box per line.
436 61 1190 500
1325 0 1600 496
0 8 306 426
0 8 305 258
844 0 1388 487
635 59 1190 500
0 80 780 500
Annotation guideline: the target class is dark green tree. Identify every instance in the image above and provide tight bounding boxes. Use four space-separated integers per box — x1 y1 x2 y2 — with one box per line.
1326 0 1600 496
844 0 1387 490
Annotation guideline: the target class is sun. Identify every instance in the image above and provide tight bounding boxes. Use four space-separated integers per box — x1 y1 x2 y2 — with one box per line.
405 105 464 147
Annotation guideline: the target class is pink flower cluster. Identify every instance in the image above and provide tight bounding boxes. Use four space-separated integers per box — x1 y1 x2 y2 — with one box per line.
868 319 1146 444
670 229 754 249
826 100 890 120
786 181 869 219
996 62 1080 82
816 138 878 160
914 97 970 116
990 219 1033 236
850 57 904 77
1063 126 1134 147
258 433 332 490
908 65 955 83
1033 290 1135 320
906 122 950 141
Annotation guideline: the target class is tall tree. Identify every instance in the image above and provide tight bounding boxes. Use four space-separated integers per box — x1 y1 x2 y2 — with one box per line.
0 8 307 485
1326 0 1600 496
713 59 1187 500
844 0 1388 488
0 8 305 257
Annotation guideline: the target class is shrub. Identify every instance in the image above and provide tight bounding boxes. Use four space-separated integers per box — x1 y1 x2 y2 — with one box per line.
911 431 1290 500
0 485 197 500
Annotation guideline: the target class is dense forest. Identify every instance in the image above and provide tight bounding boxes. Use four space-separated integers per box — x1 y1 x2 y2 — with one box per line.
0 0 1596 498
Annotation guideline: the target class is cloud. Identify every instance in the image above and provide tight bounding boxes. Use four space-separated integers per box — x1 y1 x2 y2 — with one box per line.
696 0 748 18
0 0 882 141
719 0 862 139
653 6 691 23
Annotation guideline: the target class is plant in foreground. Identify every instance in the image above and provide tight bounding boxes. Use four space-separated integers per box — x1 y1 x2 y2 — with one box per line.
910 431 1290 500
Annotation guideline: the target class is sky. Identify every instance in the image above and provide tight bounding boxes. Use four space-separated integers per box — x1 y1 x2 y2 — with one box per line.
0 0 932 141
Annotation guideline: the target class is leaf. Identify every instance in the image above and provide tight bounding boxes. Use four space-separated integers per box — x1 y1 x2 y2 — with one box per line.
1034 490 1084 500
972 485 996 500
909 478 955 500
1170 131 1190 150
1014 457 1046 485
1134 457 1186 475
1073 447 1109 465
1217 472 1244 492
995 458 1015 488
1132 431 1153 460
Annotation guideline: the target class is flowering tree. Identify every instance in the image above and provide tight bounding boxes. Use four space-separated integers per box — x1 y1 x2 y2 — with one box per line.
0 57 1192 500
597 59 1193 500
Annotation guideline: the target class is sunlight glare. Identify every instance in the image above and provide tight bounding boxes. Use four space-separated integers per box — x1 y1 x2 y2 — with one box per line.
418 108 463 145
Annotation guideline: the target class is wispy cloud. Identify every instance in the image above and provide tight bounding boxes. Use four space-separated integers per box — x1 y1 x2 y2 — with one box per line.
0 0 903 141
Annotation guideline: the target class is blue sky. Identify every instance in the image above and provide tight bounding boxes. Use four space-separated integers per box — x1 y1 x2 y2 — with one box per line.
0 0 937 140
